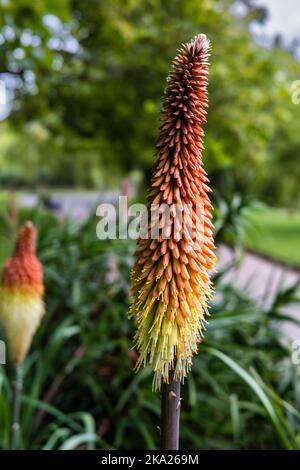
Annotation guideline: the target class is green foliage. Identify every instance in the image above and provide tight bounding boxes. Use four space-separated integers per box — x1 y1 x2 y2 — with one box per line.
212 173 262 247
0 210 300 450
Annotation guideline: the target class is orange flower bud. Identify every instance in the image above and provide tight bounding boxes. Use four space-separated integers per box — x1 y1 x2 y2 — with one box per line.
0 222 45 364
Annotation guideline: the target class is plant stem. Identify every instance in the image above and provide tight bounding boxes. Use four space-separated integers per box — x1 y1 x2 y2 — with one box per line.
10 364 22 450
161 368 181 450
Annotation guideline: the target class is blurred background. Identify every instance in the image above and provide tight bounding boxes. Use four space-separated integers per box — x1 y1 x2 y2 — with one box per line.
0 0 300 450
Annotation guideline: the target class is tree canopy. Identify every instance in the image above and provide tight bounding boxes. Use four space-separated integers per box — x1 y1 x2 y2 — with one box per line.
0 0 299 205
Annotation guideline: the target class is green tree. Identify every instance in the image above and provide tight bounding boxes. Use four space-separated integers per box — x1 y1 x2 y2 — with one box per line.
0 0 299 204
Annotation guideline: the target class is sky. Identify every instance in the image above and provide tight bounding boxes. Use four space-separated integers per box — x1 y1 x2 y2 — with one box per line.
251 0 300 45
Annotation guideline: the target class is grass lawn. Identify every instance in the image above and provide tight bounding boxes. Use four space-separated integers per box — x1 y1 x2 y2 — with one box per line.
245 206 300 268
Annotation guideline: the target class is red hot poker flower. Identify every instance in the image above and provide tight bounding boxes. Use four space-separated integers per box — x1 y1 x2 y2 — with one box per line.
0 221 45 364
130 34 216 390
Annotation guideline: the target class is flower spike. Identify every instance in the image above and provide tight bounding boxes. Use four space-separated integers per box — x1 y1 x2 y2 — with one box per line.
129 34 216 390
0 221 45 364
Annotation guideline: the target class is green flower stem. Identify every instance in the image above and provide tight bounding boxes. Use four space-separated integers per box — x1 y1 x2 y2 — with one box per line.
10 364 22 450
161 368 181 450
